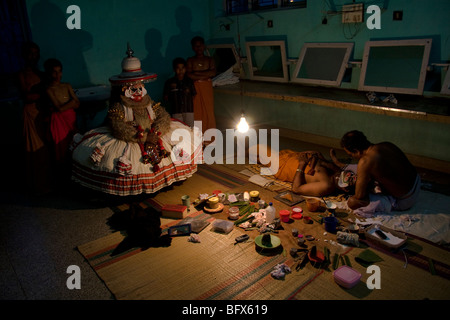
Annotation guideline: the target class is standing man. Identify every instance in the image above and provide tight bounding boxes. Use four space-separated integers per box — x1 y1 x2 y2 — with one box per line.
186 36 216 136
340 130 421 216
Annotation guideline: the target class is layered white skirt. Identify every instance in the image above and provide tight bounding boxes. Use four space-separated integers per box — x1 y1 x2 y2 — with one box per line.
71 119 202 196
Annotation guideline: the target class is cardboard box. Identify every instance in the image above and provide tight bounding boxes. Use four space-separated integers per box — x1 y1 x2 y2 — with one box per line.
161 204 188 219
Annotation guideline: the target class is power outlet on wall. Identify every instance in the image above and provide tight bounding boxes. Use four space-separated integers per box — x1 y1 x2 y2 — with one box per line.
342 3 364 23
393 11 403 21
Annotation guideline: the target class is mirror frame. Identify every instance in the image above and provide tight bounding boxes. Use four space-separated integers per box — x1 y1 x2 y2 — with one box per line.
245 40 289 83
291 42 354 87
358 38 432 95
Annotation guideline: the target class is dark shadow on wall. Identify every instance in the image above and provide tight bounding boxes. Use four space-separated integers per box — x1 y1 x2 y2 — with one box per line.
29 0 93 88
165 5 205 67
141 28 168 107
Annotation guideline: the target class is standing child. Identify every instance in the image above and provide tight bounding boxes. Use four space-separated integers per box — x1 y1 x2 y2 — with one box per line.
164 57 196 127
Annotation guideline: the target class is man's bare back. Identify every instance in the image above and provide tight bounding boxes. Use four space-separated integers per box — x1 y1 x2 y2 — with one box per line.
340 130 419 211
364 142 417 198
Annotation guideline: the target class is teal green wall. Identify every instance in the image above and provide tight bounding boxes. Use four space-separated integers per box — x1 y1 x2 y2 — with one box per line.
210 0 450 92
209 0 450 165
214 92 450 162
23 0 450 164
26 0 212 103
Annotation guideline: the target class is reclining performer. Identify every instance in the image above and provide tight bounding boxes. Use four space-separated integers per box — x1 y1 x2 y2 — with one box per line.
250 146 356 197
337 130 421 217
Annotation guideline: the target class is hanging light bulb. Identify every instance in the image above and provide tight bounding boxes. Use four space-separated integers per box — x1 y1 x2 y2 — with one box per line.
237 113 249 133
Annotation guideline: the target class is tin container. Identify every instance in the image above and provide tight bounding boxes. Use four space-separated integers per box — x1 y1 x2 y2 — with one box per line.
228 206 240 220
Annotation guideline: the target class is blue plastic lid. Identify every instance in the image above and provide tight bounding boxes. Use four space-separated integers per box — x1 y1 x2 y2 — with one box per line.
269 202 273 206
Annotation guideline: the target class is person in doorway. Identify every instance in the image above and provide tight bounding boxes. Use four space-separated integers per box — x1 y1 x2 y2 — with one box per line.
164 57 196 127
339 130 421 217
186 36 216 136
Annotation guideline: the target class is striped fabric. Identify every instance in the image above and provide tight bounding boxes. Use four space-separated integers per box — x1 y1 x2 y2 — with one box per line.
72 144 202 196
196 165 248 189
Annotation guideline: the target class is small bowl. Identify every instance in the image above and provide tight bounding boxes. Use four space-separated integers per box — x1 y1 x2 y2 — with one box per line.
347 224 360 233
325 201 337 210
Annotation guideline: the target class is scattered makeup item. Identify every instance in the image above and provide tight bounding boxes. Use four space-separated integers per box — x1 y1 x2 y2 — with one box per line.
258 199 266 209
208 196 219 209
218 193 226 203
234 234 250 245
297 234 305 246
228 206 240 220
249 190 260 202
347 224 360 233
181 195 190 208
168 224 191 237
333 265 361 289
308 246 324 264
306 198 320 212
228 194 238 203
291 207 303 219
324 216 338 233
279 210 290 222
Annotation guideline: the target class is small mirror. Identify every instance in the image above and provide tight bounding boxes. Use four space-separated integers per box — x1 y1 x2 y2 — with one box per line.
358 39 432 95
292 42 354 87
245 40 289 82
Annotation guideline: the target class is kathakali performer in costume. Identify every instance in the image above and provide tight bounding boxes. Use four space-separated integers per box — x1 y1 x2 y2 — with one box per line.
71 45 202 196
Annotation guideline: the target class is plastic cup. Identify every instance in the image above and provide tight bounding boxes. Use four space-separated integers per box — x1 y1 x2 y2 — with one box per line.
181 195 190 207
279 210 290 222
324 216 338 233
306 198 320 212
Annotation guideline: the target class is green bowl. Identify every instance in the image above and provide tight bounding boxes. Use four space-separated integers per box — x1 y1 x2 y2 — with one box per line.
255 234 281 249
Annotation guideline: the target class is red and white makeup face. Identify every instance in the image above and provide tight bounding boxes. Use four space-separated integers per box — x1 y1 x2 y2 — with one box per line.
124 83 147 102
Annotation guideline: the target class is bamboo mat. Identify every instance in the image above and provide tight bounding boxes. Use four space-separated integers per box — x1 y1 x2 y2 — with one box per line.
78 219 320 300
78 166 450 300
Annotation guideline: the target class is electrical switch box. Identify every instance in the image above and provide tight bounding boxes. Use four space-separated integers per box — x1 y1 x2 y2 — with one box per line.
342 3 364 23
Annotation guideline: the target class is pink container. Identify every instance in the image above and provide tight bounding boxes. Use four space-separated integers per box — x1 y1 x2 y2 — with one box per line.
279 210 290 222
333 265 361 289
